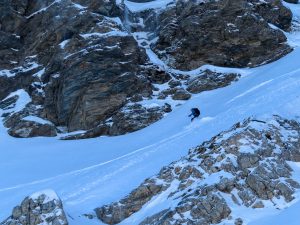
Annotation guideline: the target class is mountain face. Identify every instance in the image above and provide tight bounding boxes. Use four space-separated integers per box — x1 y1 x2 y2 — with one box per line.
154 0 292 70
1 0 300 225
0 0 295 139
96 116 300 225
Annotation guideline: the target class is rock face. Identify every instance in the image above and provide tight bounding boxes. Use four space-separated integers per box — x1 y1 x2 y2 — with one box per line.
96 116 300 224
0 89 57 138
0 0 295 138
7 121 57 138
186 70 240 94
1 190 68 225
61 103 172 139
0 0 160 137
154 0 292 70
44 34 151 132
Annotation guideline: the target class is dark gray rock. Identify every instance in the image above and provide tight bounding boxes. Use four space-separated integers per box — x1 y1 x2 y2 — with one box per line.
154 0 292 70
0 0 295 139
143 65 172 84
0 0 167 137
251 0 293 31
1 190 68 225
0 60 40 100
237 153 260 170
43 30 152 132
72 0 120 16
235 218 243 225
95 179 167 225
60 103 171 139
109 103 171 135
283 0 299 4
168 80 181 88
190 194 231 224
7 120 57 138
252 201 264 209
171 89 191 100
187 71 240 94
140 209 174 225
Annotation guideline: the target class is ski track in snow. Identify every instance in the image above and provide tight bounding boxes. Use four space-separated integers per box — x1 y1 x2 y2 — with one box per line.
0 122 197 192
1 1 300 225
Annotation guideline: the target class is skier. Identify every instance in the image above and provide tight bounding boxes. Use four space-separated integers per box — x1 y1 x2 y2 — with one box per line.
188 108 200 121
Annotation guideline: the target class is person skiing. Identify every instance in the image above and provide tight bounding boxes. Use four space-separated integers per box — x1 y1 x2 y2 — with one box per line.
189 108 200 121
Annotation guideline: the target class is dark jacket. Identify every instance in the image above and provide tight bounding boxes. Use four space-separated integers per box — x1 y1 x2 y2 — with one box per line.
191 108 200 117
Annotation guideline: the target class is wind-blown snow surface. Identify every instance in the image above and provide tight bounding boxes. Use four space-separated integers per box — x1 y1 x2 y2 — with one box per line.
1 2 300 225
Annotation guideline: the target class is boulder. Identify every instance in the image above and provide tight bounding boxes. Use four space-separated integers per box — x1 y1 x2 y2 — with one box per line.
109 103 171 135
1 190 68 225
171 89 191 100
7 120 57 138
251 0 293 31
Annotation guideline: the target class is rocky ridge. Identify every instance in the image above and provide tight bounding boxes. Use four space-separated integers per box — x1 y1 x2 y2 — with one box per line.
96 115 300 224
0 190 68 225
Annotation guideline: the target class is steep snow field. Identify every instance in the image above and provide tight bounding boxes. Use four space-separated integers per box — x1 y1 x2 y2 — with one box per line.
1 2 300 225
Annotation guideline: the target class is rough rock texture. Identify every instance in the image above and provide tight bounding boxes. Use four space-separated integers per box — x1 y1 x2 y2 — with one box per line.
96 179 167 224
0 0 168 137
96 116 300 224
44 34 152 132
0 0 294 138
61 103 172 139
251 0 293 31
0 89 57 138
154 0 292 70
0 190 68 225
186 70 240 94
109 103 172 135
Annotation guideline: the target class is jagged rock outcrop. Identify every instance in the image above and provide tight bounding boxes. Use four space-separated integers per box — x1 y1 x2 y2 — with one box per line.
0 0 295 138
109 103 172 135
44 35 152 132
186 70 240 94
7 120 57 138
0 89 57 138
96 116 300 224
153 0 292 70
0 190 68 225
61 103 172 139
0 0 168 137
251 0 293 31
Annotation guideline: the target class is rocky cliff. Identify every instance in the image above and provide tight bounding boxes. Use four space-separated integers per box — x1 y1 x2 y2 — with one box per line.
96 115 300 224
0 0 296 139
154 0 292 70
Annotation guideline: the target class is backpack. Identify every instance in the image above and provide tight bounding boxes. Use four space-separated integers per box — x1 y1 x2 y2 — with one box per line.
191 108 200 116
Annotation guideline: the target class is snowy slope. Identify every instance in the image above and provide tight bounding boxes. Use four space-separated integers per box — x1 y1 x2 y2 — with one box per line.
0 1 300 225
249 197 300 225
